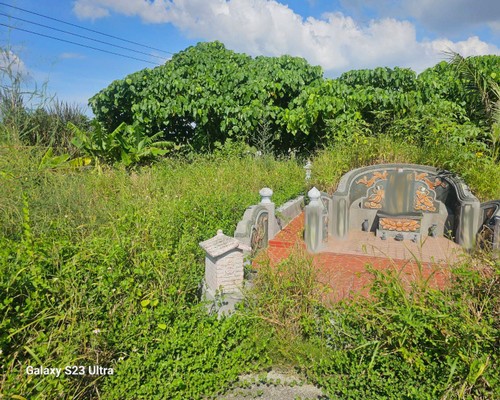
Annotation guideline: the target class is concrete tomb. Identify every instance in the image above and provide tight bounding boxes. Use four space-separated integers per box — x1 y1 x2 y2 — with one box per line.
305 164 500 253
199 229 250 297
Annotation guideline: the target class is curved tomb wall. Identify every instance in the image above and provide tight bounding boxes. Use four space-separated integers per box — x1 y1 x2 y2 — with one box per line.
330 164 481 249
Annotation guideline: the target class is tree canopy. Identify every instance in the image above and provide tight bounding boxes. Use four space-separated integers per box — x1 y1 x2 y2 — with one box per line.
90 42 500 156
90 41 323 153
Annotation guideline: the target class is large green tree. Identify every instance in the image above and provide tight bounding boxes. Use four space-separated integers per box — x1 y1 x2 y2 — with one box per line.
284 56 500 148
90 41 323 153
90 43 500 156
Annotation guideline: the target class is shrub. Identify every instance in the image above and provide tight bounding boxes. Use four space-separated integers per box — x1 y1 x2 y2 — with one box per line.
298 257 499 399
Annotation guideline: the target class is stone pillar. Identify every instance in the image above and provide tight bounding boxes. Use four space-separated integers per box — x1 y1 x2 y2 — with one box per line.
304 160 312 181
259 187 279 240
331 194 348 239
457 200 481 250
199 230 251 297
305 187 324 253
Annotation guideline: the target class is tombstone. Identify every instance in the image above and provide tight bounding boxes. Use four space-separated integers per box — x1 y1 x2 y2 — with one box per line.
199 229 251 298
328 164 482 249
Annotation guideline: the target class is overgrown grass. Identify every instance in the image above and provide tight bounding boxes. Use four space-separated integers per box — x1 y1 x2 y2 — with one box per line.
1 134 499 398
0 47 89 151
245 249 499 399
244 247 327 362
0 146 303 399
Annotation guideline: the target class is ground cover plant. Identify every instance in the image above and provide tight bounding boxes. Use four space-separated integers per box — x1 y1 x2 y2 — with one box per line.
1 43 499 398
0 143 306 399
247 248 499 399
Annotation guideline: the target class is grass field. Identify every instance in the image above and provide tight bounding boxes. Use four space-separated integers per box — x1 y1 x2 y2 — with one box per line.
1 138 498 399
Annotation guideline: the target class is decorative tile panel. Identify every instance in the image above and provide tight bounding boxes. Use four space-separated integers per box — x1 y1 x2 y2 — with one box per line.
379 217 421 232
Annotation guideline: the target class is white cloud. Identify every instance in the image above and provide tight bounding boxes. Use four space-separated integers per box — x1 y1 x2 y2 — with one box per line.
0 50 27 77
73 1 110 20
424 36 498 58
73 0 171 22
72 0 500 74
341 0 500 36
59 52 86 60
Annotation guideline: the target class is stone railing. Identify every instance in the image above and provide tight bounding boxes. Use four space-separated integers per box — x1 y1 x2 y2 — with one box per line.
233 188 279 254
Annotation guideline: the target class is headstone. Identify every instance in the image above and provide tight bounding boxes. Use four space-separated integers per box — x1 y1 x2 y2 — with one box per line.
199 230 250 297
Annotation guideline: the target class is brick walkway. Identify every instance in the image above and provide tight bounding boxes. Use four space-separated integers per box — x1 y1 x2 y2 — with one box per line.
256 212 465 302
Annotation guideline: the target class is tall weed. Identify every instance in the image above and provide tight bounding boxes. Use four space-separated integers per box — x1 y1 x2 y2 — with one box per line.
295 255 499 399
0 147 303 398
244 248 327 363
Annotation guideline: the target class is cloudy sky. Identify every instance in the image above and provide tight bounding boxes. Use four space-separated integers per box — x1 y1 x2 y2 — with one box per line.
1 0 499 113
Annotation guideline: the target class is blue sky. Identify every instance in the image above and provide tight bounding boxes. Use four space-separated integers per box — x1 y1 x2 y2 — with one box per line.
1 0 499 115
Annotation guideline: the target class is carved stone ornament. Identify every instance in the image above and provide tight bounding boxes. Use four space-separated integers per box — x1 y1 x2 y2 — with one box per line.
379 217 420 232
364 185 385 209
414 172 448 190
414 186 437 212
250 211 268 255
356 171 388 187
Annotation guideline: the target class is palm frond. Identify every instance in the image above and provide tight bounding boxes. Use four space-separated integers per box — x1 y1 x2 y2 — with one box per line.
447 51 495 121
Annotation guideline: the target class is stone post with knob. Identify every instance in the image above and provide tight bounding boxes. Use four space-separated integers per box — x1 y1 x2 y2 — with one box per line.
305 187 324 253
259 187 279 240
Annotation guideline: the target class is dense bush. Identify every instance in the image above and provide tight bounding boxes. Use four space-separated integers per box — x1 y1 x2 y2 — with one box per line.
90 41 323 154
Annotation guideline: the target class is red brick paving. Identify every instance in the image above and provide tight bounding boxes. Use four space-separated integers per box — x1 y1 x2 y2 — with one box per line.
255 212 456 302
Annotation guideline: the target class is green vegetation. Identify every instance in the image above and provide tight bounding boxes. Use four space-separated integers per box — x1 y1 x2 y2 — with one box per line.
89 41 323 154
1 43 499 398
0 51 89 151
0 146 303 399
90 42 500 162
248 249 499 399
